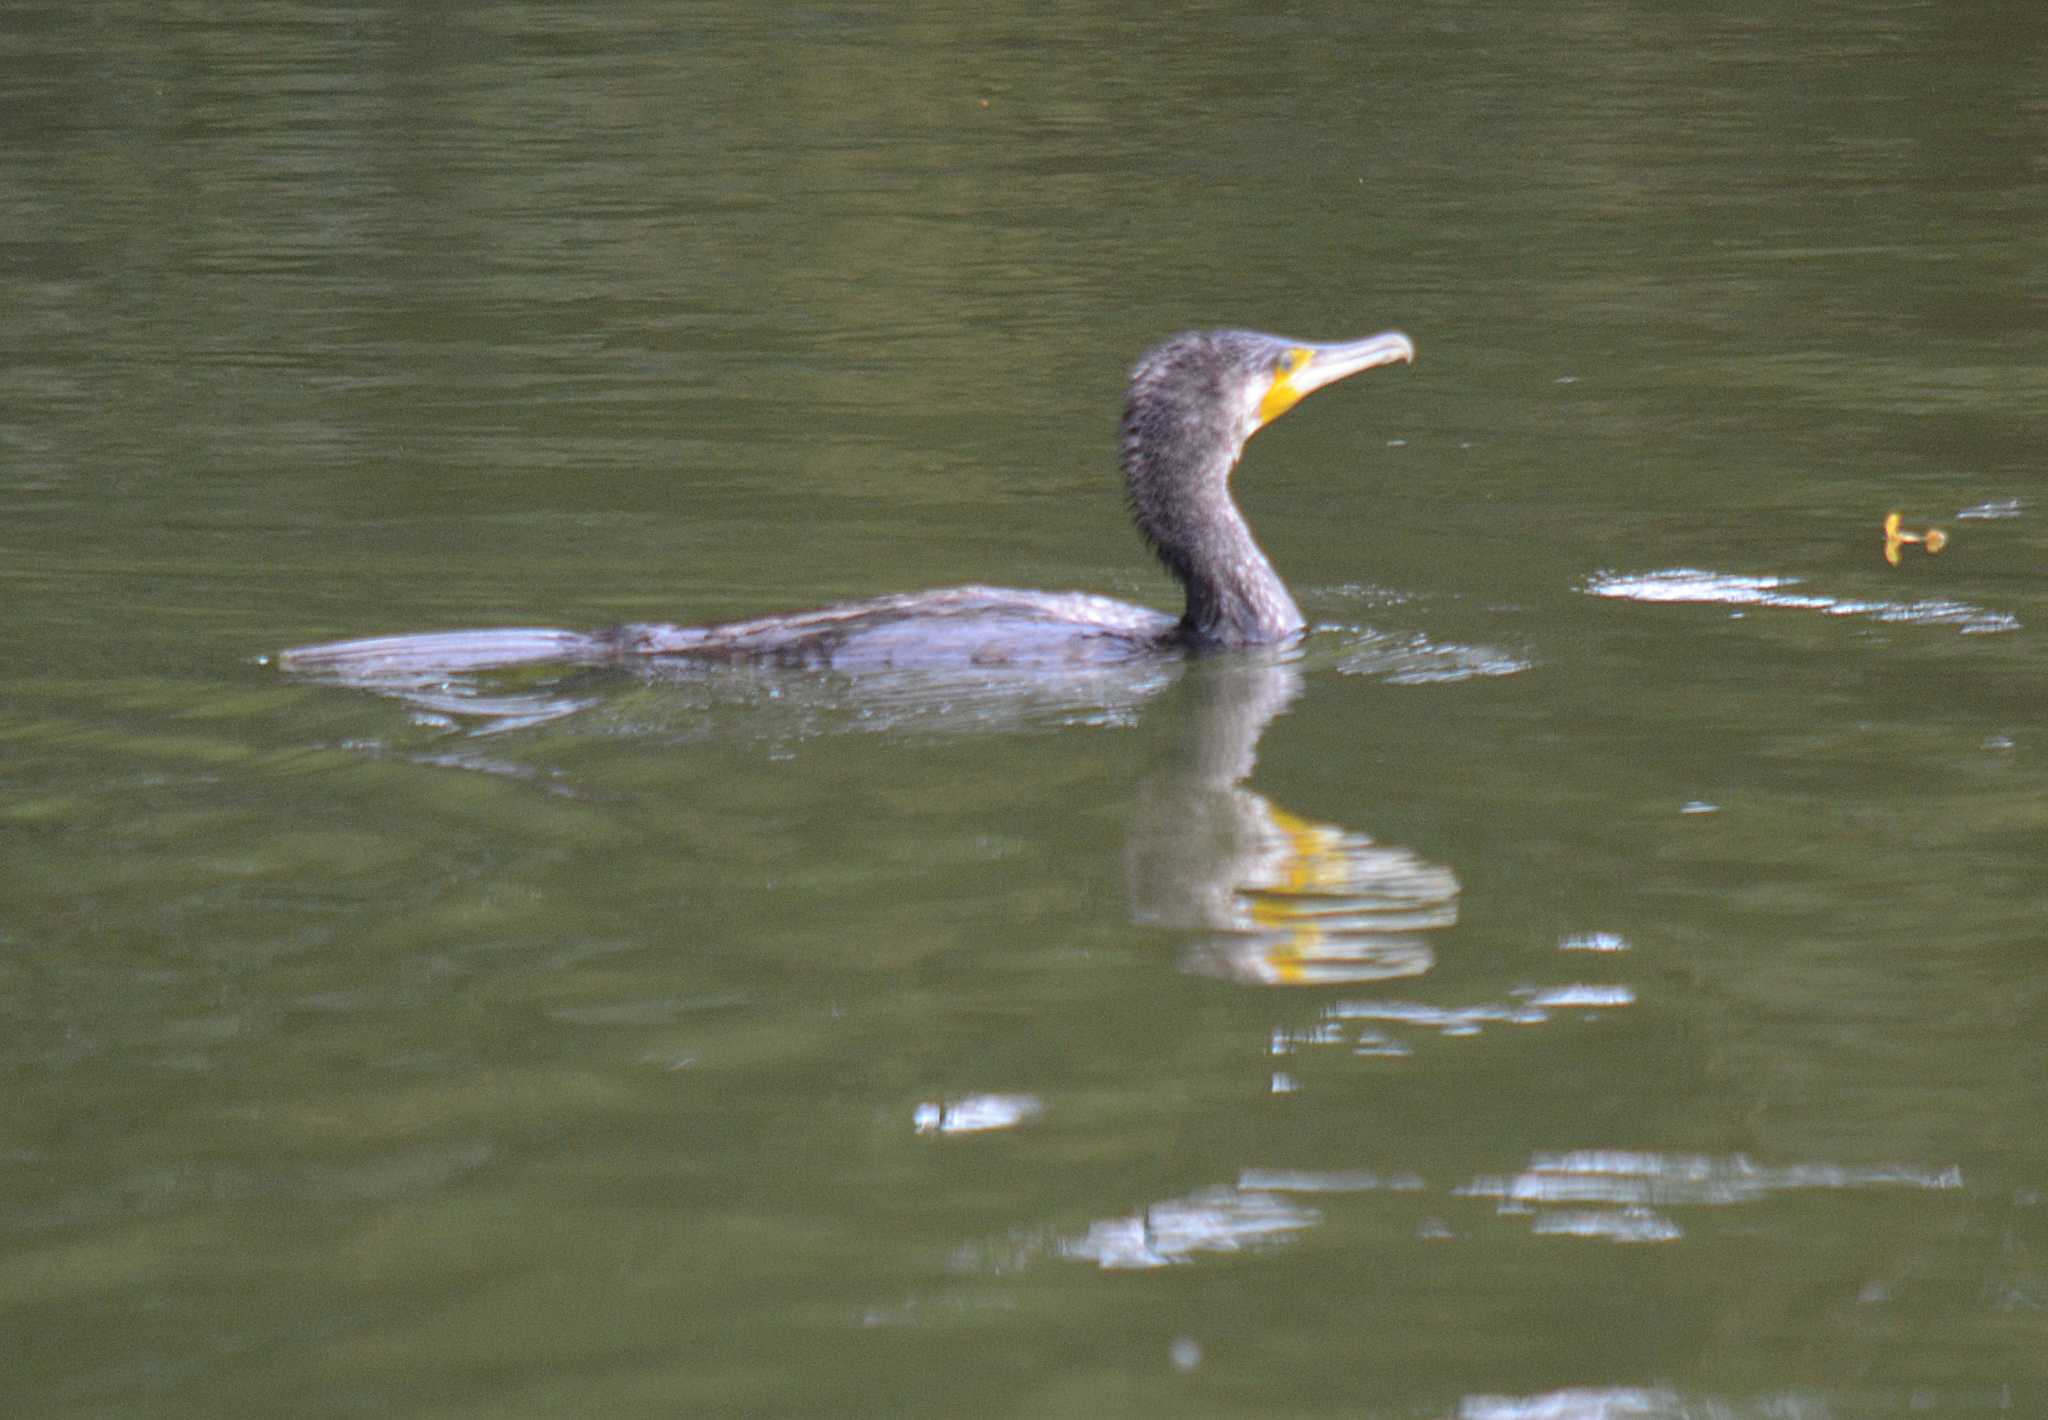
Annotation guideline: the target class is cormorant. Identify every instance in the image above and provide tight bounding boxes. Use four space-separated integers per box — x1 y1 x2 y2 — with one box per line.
279 328 1414 678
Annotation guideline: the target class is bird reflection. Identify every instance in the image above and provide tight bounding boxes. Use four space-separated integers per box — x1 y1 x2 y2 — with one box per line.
1125 653 1459 986
282 596 1460 990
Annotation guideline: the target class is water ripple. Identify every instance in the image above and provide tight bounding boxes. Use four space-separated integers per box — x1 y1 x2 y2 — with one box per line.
1584 568 2019 634
1329 627 1535 683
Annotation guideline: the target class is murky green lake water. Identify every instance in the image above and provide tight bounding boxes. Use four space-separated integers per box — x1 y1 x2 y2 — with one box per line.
5 3 2045 1415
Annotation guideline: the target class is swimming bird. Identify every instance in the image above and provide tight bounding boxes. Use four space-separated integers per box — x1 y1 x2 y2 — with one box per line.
279 328 1415 679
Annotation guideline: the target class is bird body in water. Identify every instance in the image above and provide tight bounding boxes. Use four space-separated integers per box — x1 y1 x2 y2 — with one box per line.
280 328 1415 680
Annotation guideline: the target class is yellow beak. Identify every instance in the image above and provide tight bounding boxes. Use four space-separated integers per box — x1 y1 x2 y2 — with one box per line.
1256 330 1416 428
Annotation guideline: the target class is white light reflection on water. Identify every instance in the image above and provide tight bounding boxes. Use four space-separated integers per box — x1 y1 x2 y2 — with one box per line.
1462 1386 1689 1419
1559 931 1630 952
1317 983 1635 1041
1327 998 1549 1031
972 1144 1963 1276
912 1093 1044 1136
1584 568 2019 634
1956 498 2023 520
1237 1168 1426 1194
1459 1150 1964 1242
1527 1208 1685 1243
1053 1185 1323 1270
1458 1386 1717 1419
1460 1383 2018 1418
1523 985 1635 1009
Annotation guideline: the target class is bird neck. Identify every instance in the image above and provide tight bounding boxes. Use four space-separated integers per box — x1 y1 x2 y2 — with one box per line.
1125 434 1305 648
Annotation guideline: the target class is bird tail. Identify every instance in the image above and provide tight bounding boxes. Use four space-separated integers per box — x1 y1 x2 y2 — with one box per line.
277 627 606 679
